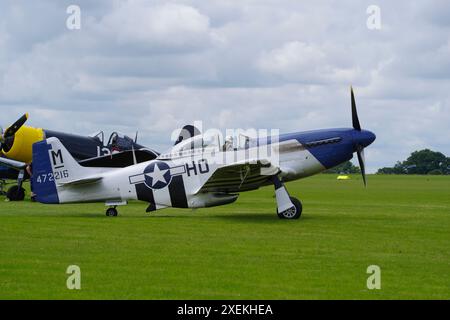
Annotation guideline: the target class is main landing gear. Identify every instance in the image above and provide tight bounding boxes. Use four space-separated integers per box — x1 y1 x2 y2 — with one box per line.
272 176 302 220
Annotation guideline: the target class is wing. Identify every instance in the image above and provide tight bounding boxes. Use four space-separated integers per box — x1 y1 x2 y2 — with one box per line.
197 159 279 193
0 156 27 170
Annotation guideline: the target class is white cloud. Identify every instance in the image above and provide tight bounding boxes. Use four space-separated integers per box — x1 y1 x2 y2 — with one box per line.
257 41 325 75
257 41 363 84
98 2 213 52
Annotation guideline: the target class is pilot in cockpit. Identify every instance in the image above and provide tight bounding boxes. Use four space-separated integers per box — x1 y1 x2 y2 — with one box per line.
110 135 121 154
223 135 234 151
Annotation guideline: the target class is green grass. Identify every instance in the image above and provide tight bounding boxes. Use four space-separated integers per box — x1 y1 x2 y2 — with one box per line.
0 174 449 299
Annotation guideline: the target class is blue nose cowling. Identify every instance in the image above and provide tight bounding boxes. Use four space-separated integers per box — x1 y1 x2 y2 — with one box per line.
353 129 376 149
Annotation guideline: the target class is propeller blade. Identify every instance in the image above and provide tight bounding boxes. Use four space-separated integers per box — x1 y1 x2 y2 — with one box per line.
357 147 366 187
351 87 361 131
3 113 29 138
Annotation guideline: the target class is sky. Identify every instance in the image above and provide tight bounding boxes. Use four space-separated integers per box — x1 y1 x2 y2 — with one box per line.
0 0 449 173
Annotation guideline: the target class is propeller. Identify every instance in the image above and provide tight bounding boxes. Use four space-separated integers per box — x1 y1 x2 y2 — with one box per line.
351 86 361 131
356 146 366 186
0 126 3 151
0 113 29 153
350 87 366 187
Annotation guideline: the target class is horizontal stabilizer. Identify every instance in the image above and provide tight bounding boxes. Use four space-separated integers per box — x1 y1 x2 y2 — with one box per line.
57 176 103 187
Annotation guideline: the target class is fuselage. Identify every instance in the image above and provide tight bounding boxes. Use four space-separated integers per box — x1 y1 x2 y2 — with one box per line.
49 127 376 209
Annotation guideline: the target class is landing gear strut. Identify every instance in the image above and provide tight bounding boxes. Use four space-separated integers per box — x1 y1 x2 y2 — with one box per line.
0 180 6 196
6 169 26 201
106 206 118 217
272 176 302 220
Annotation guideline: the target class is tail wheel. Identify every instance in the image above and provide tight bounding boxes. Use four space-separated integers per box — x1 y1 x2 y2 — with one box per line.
277 197 302 219
6 186 25 201
106 207 118 217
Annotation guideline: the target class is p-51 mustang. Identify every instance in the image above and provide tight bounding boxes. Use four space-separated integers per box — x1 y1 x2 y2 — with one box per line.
0 114 158 200
28 88 375 219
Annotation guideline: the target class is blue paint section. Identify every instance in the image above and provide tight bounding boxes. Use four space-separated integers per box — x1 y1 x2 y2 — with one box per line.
239 124 377 172
32 141 59 204
249 127 375 170
143 161 172 190
352 129 376 148
270 175 283 189
280 128 356 169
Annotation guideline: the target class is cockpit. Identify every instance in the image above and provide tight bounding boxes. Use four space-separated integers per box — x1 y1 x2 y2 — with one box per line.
90 131 143 152
108 132 137 151
159 133 251 160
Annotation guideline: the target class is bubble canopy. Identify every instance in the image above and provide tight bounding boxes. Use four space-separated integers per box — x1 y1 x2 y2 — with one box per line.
171 134 221 153
159 133 253 159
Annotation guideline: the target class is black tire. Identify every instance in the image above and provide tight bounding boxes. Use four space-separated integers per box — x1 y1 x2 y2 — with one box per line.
277 197 302 219
106 207 118 217
6 186 25 201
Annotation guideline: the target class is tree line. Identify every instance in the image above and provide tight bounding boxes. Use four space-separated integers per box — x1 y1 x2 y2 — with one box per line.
377 149 449 175
324 149 449 175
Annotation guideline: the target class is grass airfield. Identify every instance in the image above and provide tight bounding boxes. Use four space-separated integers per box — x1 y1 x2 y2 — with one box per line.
0 174 449 299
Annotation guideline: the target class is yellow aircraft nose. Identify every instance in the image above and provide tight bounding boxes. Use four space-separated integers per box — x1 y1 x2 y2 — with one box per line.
2 125 45 163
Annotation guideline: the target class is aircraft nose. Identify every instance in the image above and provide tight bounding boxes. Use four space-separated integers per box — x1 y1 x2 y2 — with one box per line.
353 129 376 149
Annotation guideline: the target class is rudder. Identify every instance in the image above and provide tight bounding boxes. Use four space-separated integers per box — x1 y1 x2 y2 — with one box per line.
32 139 59 203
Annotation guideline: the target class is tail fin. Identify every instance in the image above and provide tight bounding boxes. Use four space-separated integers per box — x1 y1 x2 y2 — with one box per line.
32 137 92 204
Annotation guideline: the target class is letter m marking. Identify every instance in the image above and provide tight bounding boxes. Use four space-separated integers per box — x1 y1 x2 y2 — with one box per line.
51 149 64 167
